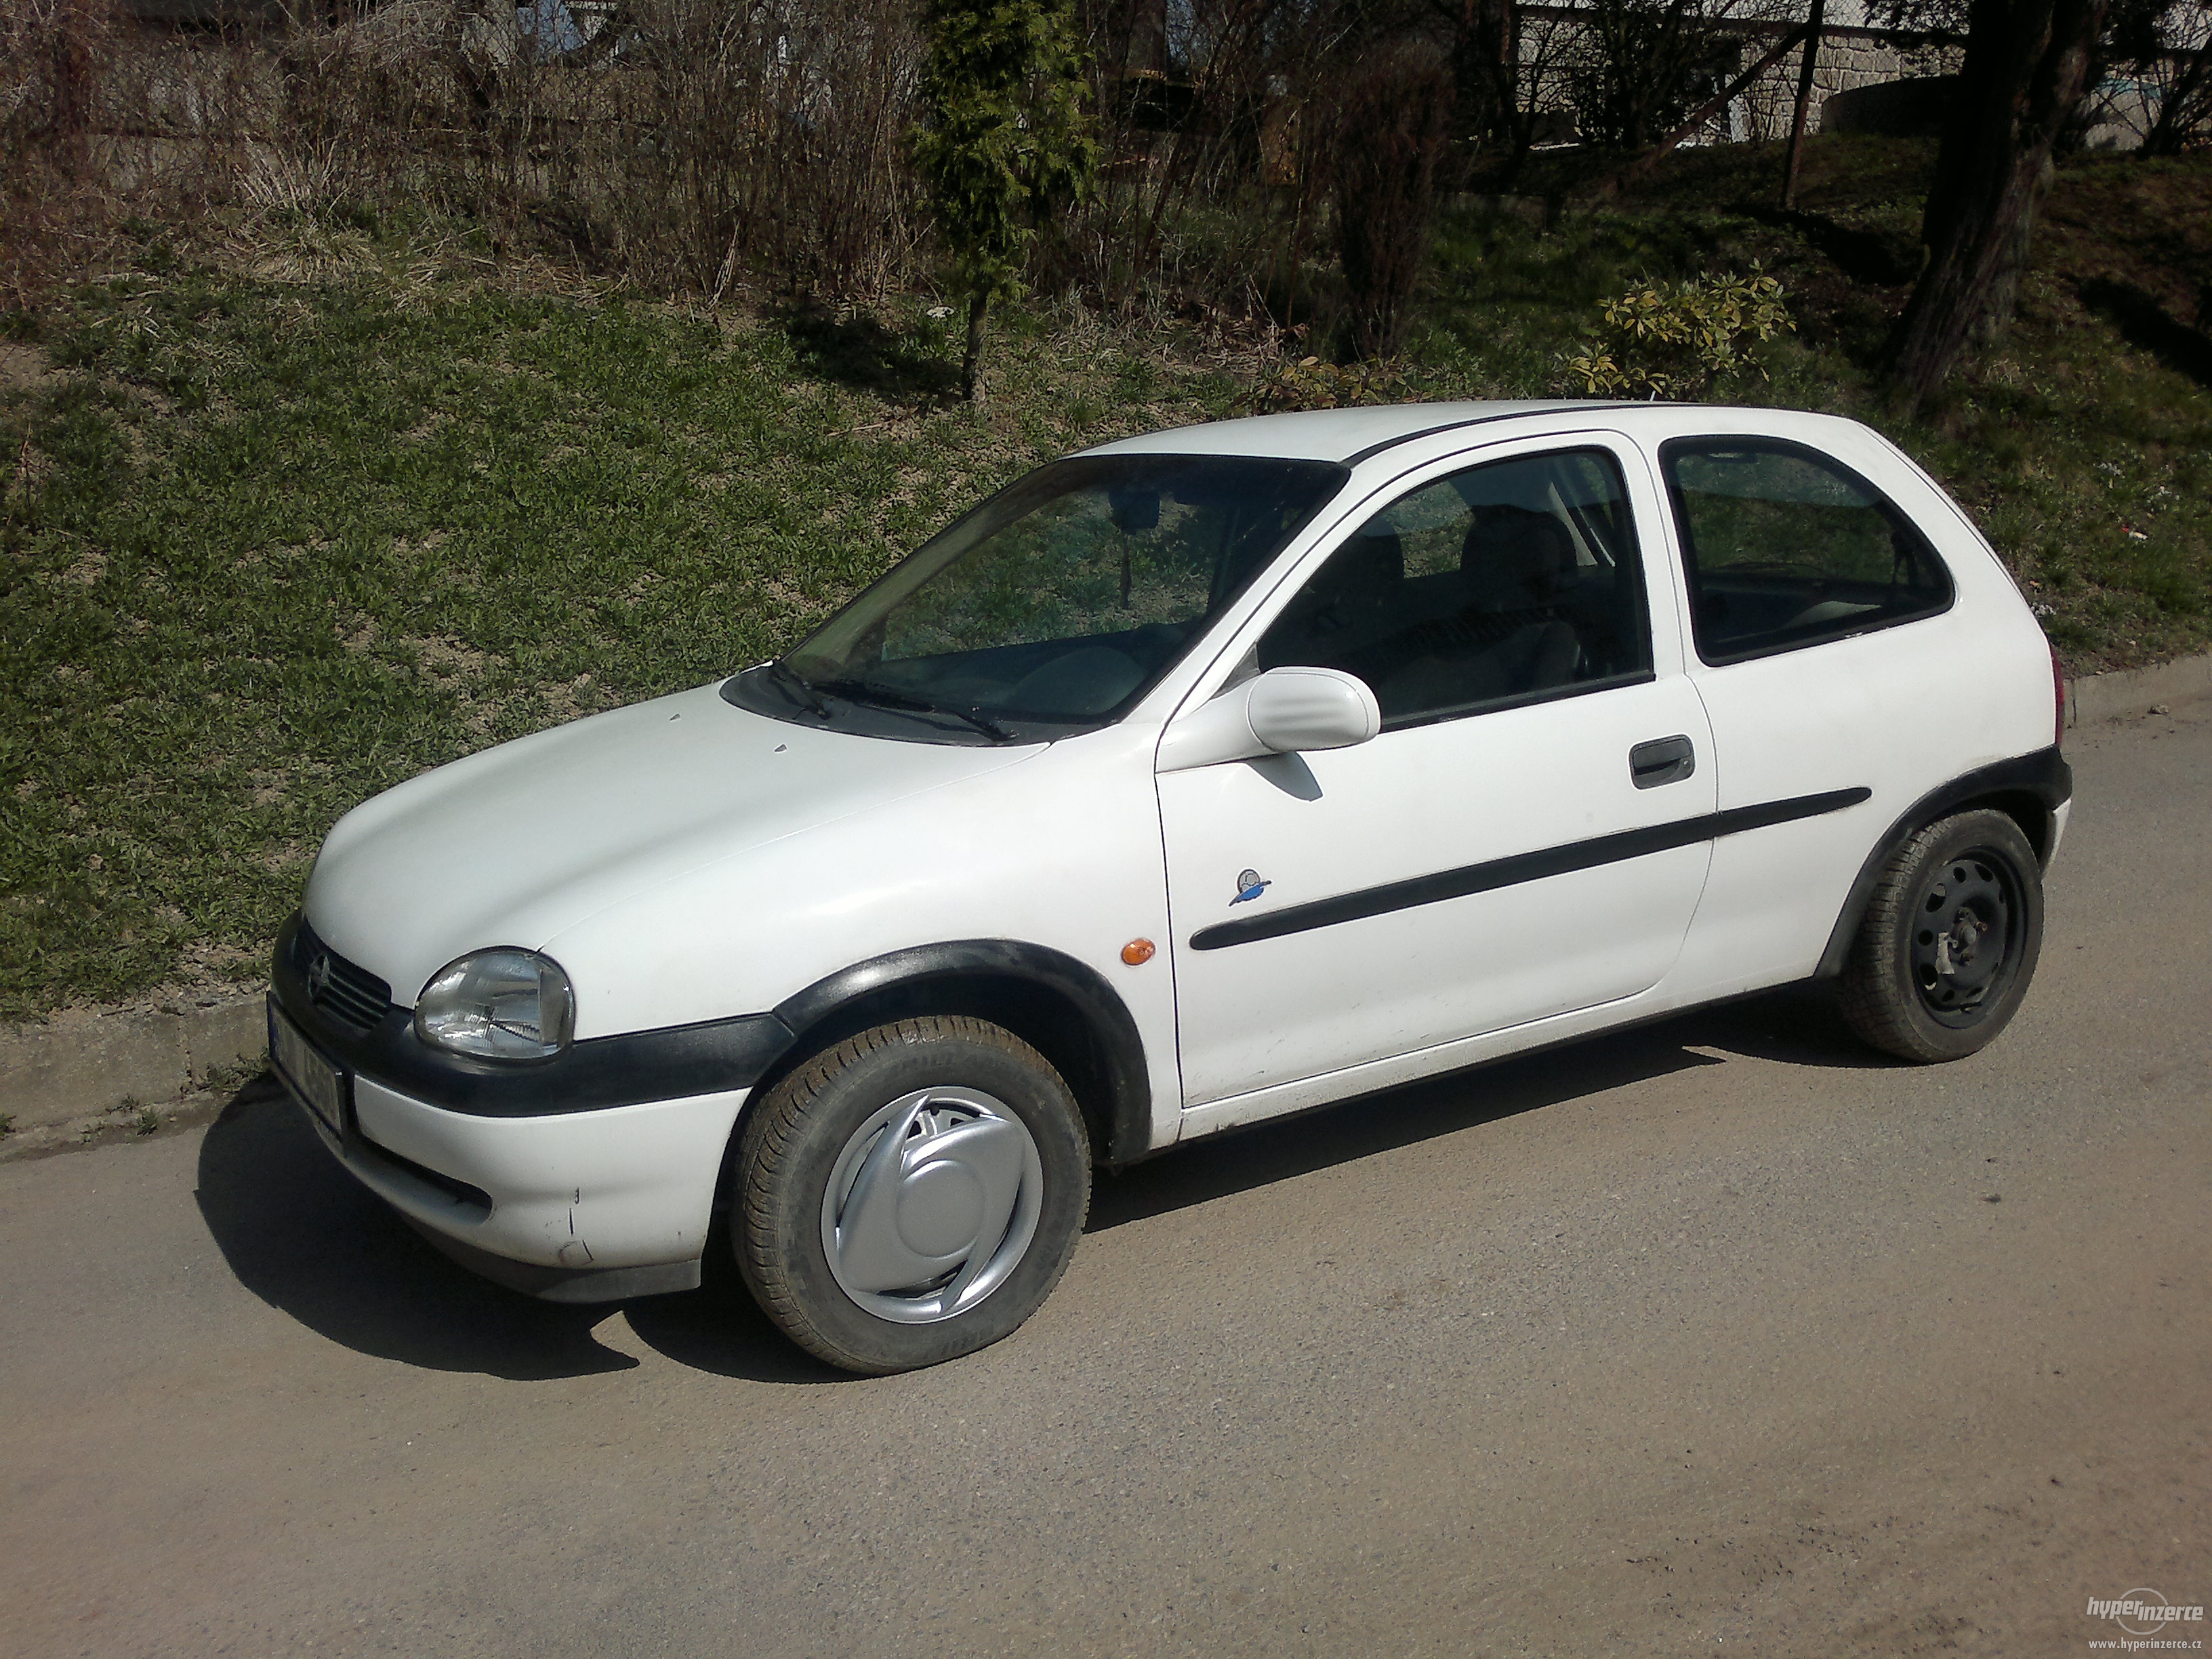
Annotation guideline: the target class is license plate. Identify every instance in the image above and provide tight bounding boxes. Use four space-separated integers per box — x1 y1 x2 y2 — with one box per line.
270 1003 350 1140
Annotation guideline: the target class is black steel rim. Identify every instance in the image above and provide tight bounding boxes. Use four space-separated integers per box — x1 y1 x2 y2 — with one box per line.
1909 846 2022 1027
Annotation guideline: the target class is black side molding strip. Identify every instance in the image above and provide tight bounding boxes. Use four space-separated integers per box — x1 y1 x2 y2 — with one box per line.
1189 787 1872 951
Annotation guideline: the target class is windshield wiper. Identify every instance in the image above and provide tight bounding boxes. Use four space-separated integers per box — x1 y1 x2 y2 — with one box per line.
811 678 1017 743
756 659 830 717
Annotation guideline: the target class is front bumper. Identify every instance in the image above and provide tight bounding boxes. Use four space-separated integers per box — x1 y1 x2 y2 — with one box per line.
273 992 747 1300
267 909 793 1303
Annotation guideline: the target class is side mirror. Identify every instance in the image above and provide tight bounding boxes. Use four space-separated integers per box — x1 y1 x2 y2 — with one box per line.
1156 666 1382 773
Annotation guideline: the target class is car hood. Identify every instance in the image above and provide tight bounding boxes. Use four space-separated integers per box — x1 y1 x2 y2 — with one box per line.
304 682 1040 1004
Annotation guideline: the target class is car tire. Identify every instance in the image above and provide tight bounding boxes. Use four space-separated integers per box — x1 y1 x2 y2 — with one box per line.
733 1016 1091 1374
1839 808 2045 1063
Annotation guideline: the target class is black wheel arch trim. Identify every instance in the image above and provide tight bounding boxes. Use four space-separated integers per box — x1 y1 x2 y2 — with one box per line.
1812 745 2072 981
272 919 1152 1157
770 940 1155 1169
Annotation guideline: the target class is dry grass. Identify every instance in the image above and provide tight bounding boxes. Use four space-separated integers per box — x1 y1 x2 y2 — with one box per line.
3 0 925 314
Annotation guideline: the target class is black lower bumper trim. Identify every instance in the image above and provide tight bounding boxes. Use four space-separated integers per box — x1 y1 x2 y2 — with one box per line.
398 1217 704 1303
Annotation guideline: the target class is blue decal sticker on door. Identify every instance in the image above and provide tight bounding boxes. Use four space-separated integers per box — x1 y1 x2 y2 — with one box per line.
1231 869 1271 905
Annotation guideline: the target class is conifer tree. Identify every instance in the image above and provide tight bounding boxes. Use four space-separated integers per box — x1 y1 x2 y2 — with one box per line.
915 0 1097 401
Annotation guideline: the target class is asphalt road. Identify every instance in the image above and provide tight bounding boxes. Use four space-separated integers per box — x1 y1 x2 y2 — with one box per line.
4 712 2207 1659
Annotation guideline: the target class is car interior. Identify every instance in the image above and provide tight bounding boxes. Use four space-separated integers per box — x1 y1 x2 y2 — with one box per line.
790 455 1351 729
1257 451 1654 725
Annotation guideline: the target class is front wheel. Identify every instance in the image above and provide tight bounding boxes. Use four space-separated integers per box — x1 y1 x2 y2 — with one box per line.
733 1017 1091 1374
1839 808 2045 1063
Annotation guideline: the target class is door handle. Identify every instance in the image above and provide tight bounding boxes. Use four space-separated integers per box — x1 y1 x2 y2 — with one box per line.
1629 734 1696 789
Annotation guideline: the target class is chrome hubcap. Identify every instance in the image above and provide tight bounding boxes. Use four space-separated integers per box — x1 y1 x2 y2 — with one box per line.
819 1087 1043 1324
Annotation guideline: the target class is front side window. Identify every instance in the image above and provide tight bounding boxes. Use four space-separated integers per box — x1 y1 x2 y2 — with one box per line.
730 454 1347 741
1662 437 1953 664
1256 447 1654 728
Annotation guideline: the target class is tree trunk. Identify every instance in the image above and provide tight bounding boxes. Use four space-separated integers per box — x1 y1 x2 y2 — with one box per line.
1447 0 1516 147
1482 3 1536 186
43 0 102 181
962 290 989 403
1626 0 1693 150
1780 0 1824 209
443 0 500 127
1885 0 2111 412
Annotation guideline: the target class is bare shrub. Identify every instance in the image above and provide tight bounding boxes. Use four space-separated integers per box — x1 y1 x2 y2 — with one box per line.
4 0 1455 351
263 0 928 298
5 0 921 303
630 0 922 298
1061 0 1304 316
1559 0 1803 151
1055 1 1469 356
1332 39 1452 361
1 0 119 306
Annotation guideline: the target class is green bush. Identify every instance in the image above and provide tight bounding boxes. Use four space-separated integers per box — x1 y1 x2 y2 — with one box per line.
1562 265 1794 399
1235 354 1412 414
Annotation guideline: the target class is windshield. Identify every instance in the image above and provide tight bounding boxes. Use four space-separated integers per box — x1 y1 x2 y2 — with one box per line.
731 453 1349 742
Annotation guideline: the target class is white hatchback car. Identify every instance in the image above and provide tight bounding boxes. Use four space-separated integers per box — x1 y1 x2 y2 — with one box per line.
270 401 2071 1372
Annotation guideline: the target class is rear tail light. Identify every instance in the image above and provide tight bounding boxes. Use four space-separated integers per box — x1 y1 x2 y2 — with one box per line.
2051 644 2068 747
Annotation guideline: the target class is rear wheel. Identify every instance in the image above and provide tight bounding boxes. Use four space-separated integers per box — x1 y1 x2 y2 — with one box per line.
733 1017 1090 1374
1839 809 2045 1063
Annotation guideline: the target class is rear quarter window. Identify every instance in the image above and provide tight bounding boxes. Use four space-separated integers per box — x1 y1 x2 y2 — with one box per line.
1661 436 1954 665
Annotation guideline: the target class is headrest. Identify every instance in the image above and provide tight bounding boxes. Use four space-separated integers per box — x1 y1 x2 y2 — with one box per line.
1321 525 1404 601
1462 505 1574 607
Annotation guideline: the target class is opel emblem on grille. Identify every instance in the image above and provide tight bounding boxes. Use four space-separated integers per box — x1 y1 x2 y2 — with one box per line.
306 952 333 1001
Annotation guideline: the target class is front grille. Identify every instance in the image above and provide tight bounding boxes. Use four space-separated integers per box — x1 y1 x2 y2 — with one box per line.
290 920 393 1033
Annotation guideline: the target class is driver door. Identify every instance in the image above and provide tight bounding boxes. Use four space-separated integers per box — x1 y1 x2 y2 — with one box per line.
1157 440 1715 1111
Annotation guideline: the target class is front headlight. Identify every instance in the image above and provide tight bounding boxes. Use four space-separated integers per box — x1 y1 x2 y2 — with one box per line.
414 949 575 1061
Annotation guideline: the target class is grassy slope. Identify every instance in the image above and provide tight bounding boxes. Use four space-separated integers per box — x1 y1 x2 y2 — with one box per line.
3 139 2209 1019
0 227 1241 1018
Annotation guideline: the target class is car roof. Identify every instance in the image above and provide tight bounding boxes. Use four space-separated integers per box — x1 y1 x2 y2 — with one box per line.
1080 400 1864 468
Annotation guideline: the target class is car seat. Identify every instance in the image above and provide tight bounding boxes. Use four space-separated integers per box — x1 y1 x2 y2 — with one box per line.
1267 524 1406 666
1458 506 1580 692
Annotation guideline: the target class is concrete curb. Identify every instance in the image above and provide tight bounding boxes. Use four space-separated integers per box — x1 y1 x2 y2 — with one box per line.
2066 652 2212 728
3 651 2209 1141
1 994 266 1134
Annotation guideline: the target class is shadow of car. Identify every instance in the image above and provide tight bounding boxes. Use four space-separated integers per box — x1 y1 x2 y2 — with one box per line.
200 983 1879 1380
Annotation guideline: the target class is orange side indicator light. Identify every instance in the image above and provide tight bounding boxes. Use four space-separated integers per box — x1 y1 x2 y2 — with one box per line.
1121 938 1156 966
